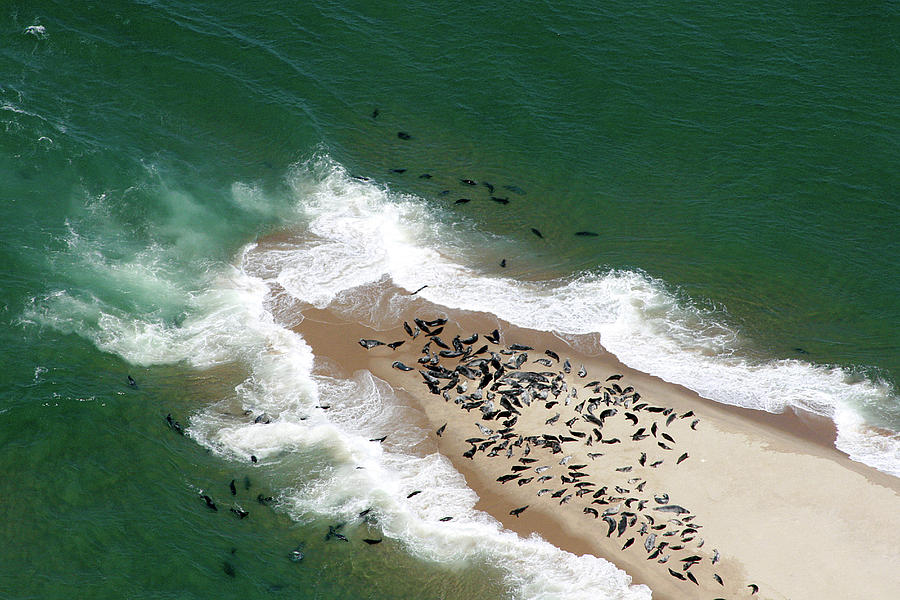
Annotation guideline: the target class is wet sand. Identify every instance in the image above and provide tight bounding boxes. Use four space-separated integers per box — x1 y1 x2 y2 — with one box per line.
292 293 900 600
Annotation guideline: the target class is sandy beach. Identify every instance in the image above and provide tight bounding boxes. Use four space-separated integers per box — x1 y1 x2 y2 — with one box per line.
289 290 900 600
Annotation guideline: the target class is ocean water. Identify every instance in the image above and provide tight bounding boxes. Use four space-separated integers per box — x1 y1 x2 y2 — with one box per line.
2 1 898 598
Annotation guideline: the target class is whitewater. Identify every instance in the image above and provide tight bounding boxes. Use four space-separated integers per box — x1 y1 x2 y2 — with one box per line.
25 153 900 599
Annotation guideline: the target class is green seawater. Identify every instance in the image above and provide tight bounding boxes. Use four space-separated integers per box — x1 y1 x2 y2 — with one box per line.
1 1 898 598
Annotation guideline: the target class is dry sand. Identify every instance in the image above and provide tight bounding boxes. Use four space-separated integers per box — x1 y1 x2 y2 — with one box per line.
292 294 900 600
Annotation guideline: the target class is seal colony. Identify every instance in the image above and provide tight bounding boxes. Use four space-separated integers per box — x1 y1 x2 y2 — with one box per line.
282 286 900 600
360 316 756 599
216 204 900 598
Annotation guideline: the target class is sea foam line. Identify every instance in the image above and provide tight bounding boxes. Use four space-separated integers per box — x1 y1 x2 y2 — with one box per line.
27 209 650 599
255 154 900 478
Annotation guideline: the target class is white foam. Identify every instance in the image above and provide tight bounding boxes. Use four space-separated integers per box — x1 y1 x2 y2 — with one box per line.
259 154 900 478
28 151 899 598
29 201 649 598
24 24 47 39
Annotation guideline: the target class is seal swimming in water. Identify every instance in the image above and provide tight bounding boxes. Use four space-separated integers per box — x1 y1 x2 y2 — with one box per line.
574 231 598 237
530 227 544 239
397 131 411 140
201 494 218 511
363 538 382 545
127 375 137 387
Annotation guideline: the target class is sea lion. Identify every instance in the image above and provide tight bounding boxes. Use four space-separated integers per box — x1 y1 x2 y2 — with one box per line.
509 505 529 517
165 414 185 435
617 515 628 537
289 544 305 562
387 340 405 349
676 452 689 464
603 516 617 536
202 494 218 511
359 339 384 349
654 505 689 514
436 423 447 436
392 361 414 371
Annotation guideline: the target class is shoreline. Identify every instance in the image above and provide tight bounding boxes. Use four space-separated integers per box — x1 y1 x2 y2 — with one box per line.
290 289 900 600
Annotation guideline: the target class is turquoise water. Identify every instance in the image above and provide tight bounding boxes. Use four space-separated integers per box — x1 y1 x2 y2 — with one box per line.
2 1 898 598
